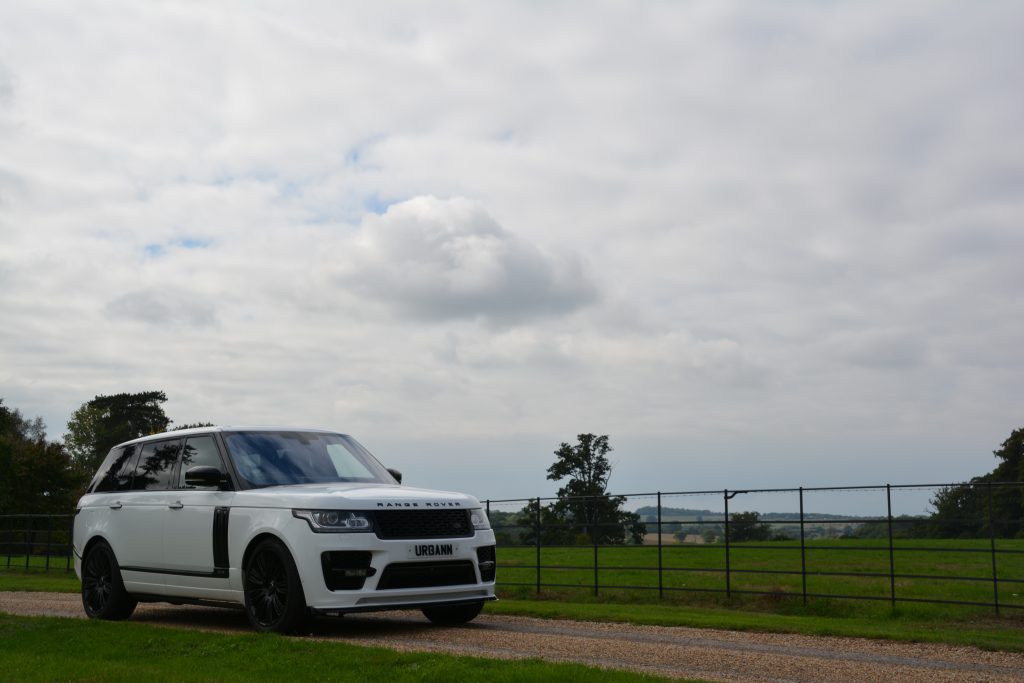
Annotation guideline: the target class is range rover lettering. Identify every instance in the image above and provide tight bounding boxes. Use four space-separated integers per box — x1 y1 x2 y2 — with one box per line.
73 427 497 633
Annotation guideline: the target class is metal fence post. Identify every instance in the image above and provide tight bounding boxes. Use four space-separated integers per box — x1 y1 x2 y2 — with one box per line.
592 495 599 597
988 482 999 615
724 489 731 599
657 491 663 599
886 484 896 608
67 514 74 572
24 516 31 570
45 514 52 571
535 497 542 595
799 487 807 606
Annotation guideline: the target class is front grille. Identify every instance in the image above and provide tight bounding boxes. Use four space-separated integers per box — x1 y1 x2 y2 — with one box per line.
321 551 375 591
374 509 473 540
376 561 477 590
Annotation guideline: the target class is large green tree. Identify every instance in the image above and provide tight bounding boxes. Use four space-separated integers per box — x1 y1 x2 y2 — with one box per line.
0 399 85 515
64 391 171 472
536 434 645 545
928 426 1024 538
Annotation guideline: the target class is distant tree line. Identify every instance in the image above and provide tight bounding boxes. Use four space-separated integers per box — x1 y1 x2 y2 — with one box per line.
493 426 1024 545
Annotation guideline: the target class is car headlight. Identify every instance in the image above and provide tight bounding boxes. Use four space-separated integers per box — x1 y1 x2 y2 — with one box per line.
470 509 490 530
293 509 373 533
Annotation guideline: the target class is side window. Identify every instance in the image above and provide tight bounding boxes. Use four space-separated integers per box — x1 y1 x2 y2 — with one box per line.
92 445 138 493
178 436 223 488
132 439 181 491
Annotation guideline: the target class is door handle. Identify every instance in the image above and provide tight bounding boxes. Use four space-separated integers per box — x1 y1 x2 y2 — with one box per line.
169 501 184 510
109 501 122 510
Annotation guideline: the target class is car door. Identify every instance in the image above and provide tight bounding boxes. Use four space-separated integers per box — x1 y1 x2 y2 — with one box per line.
116 438 181 591
82 444 142 567
161 434 235 588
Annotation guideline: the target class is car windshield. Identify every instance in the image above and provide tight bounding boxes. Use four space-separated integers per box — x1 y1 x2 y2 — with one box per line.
222 431 396 488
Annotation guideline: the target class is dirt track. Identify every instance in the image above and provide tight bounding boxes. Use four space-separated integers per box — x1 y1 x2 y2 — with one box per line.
2 591 1023 682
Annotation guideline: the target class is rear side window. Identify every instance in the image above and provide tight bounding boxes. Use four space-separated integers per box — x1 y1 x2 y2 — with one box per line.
177 436 223 488
132 439 181 491
92 445 139 493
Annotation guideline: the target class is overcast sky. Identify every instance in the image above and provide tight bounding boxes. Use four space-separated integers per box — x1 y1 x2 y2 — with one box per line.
1 1 1021 512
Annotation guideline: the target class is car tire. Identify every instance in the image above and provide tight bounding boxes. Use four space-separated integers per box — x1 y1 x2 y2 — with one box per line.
421 601 484 626
243 538 307 634
81 540 137 620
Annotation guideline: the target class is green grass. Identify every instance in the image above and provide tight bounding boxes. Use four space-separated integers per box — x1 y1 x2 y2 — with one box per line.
0 565 80 592
1 553 74 572
0 613 677 682
487 599 1024 652
496 538 1024 615
487 538 1024 651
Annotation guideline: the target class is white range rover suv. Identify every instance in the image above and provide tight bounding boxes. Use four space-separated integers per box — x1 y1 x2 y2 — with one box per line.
73 426 497 633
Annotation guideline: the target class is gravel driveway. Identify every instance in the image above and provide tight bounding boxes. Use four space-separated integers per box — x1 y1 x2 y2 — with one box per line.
2 591 1023 682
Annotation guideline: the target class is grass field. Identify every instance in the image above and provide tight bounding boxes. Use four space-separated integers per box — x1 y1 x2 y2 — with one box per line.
1 552 74 572
0 565 80 592
495 538 1024 616
0 613 676 682
7 538 1024 613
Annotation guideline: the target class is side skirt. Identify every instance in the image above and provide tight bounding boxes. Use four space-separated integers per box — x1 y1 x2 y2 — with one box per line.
130 593 244 610
121 566 229 579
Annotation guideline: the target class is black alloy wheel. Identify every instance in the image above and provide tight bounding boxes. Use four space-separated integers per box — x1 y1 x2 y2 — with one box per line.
243 538 307 633
81 541 136 620
421 600 484 626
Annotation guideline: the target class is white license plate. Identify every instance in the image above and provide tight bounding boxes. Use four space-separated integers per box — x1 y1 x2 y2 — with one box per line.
407 542 458 559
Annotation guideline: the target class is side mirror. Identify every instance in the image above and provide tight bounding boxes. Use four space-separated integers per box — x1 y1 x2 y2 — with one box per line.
387 468 403 485
185 466 224 488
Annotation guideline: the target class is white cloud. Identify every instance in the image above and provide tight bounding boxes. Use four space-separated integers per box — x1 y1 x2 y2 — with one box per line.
336 196 597 323
0 62 13 109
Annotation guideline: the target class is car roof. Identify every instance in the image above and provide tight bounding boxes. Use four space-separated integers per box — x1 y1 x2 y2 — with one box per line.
115 426 341 448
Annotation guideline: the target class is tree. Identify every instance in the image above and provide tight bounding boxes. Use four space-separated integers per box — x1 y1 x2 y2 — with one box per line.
515 498 578 546
65 391 171 472
728 511 772 542
174 422 216 430
0 398 85 515
928 426 1024 539
543 434 645 545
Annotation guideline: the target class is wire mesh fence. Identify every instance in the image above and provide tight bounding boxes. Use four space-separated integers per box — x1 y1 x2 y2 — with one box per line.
484 481 1024 614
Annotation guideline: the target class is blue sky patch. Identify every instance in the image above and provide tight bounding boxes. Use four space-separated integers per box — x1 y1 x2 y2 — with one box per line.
143 238 211 257
176 238 212 249
364 194 393 215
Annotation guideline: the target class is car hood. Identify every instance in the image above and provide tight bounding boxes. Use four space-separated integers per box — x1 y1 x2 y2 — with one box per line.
235 483 480 510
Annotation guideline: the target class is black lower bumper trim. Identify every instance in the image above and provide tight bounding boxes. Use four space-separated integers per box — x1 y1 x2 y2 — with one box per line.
310 595 498 616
